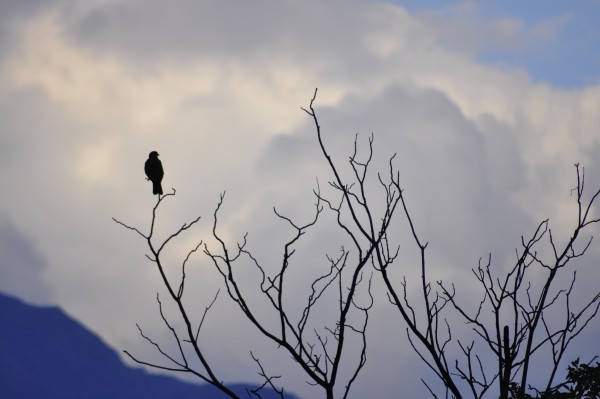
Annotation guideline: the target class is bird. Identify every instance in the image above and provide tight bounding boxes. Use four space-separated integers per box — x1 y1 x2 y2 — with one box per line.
144 151 164 196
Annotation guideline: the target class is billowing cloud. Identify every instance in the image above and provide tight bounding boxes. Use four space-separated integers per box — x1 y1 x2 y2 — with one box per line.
1 1 599 397
416 1 571 55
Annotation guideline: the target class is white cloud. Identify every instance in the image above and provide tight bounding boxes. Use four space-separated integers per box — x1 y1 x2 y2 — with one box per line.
1 0 599 397
0 214 51 305
415 1 571 57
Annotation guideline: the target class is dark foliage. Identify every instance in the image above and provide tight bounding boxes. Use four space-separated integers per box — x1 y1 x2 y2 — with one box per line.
508 359 600 399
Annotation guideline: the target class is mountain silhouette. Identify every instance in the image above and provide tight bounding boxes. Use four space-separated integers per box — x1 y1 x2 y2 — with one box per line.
0 292 296 399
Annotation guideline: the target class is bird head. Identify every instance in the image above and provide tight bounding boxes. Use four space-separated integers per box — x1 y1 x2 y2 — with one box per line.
149 151 160 158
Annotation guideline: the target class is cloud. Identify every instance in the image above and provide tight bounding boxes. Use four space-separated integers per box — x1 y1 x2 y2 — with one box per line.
0 0 599 397
66 1 378 63
0 215 51 305
0 0 53 54
415 1 571 56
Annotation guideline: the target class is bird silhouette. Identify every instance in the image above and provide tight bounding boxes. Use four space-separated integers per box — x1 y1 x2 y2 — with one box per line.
144 151 164 196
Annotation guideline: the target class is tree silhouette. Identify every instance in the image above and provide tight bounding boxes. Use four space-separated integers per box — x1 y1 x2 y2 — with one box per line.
378 162 600 398
114 90 600 398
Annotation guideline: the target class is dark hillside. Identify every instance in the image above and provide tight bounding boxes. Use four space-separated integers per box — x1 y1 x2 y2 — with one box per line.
0 292 296 399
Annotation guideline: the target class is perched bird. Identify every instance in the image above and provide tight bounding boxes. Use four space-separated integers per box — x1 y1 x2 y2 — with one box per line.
144 151 164 196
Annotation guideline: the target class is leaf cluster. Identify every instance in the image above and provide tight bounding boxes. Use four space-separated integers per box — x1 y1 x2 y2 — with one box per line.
508 359 600 399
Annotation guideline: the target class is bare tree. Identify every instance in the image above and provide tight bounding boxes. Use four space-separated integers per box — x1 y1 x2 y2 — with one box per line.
113 89 392 399
114 89 600 399
376 160 600 399
297 90 600 398
112 192 243 396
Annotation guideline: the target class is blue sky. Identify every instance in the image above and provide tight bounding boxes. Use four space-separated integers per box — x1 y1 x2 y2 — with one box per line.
392 0 600 87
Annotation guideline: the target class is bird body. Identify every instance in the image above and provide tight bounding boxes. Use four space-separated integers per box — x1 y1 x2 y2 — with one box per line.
145 151 164 195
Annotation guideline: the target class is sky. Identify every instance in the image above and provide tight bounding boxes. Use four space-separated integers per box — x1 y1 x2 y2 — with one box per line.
1 0 599 398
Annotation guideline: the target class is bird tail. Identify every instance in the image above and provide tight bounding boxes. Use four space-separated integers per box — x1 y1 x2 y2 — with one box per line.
153 181 163 195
